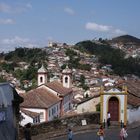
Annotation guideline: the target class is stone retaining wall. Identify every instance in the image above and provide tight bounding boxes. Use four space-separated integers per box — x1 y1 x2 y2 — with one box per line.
19 112 100 139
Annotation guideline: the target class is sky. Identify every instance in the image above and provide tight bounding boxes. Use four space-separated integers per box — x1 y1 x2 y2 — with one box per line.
0 0 140 52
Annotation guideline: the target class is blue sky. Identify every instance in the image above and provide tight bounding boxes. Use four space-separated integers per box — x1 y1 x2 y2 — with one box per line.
0 0 140 52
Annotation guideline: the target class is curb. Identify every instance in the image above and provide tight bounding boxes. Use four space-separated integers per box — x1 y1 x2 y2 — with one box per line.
32 124 99 140
31 123 140 140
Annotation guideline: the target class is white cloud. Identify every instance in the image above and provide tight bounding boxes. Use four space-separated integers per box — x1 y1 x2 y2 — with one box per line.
0 2 32 14
64 7 75 15
85 22 126 35
0 3 11 13
0 18 15 24
113 29 126 35
1 36 30 45
0 36 39 52
86 22 112 32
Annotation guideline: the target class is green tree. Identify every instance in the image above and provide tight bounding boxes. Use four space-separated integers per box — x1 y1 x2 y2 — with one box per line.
80 75 85 85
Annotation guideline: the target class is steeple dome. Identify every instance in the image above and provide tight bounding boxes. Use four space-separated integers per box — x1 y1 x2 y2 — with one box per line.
38 65 47 73
62 65 72 74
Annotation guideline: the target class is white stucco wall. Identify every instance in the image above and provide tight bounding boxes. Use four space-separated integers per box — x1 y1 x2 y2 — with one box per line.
20 112 33 126
103 94 125 122
38 74 47 86
37 85 73 115
63 75 71 88
48 102 61 121
63 94 73 112
127 106 140 124
22 108 46 122
77 97 100 114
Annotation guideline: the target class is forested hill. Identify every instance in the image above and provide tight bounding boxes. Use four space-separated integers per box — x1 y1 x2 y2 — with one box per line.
109 35 140 45
74 40 140 77
0 47 48 85
1 47 48 63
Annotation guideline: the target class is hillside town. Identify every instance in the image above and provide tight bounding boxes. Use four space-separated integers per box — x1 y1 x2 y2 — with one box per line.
0 37 140 139
0 1 140 139
0 38 140 126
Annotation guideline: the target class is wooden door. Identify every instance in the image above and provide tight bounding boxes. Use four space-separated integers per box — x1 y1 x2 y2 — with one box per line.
108 97 119 121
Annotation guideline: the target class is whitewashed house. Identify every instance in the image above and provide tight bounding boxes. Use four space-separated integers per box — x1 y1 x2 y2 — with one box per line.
124 79 140 124
20 109 40 126
127 89 140 124
100 81 140 127
100 86 128 126
20 86 61 123
76 95 100 113
20 65 73 124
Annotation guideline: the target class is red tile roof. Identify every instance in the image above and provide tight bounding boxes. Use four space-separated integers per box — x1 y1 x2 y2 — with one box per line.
46 81 72 96
125 80 140 97
116 81 140 107
128 93 140 107
21 109 40 118
125 79 140 106
20 87 61 109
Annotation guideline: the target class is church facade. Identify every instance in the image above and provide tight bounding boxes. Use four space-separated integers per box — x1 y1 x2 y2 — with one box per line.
20 65 73 125
100 86 128 126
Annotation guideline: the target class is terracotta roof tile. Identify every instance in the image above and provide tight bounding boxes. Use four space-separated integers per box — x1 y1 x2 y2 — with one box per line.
116 81 140 107
125 80 140 97
20 87 61 109
46 81 72 96
128 93 140 107
21 109 40 118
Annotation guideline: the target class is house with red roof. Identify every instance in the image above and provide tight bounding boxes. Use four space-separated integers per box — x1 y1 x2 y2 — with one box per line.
20 65 73 125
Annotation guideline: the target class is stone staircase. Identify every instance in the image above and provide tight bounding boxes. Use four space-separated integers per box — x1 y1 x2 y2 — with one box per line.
105 121 121 129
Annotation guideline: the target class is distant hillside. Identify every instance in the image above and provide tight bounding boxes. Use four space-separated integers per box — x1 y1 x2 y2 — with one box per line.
4 47 48 63
74 40 140 77
109 35 140 45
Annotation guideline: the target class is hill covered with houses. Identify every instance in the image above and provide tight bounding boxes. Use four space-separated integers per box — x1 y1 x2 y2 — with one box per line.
0 35 140 130
74 38 140 77
0 35 140 90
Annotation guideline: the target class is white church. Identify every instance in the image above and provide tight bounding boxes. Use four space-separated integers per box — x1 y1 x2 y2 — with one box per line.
100 84 140 126
20 65 73 126
100 86 128 126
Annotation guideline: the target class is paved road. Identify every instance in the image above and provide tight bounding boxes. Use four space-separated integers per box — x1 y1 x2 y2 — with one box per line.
53 126 140 140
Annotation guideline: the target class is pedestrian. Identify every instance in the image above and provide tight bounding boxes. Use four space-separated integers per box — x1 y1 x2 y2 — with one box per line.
107 111 111 128
68 128 73 140
120 125 128 140
24 123 32 140
97 125 105 140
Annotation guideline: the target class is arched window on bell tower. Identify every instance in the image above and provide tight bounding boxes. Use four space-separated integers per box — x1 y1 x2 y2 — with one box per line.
40 77 43 83
37 65 47 86
62 66 72 88
65 77 68 83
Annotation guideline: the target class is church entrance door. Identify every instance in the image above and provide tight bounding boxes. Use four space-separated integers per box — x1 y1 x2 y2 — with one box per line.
108 97 119 121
